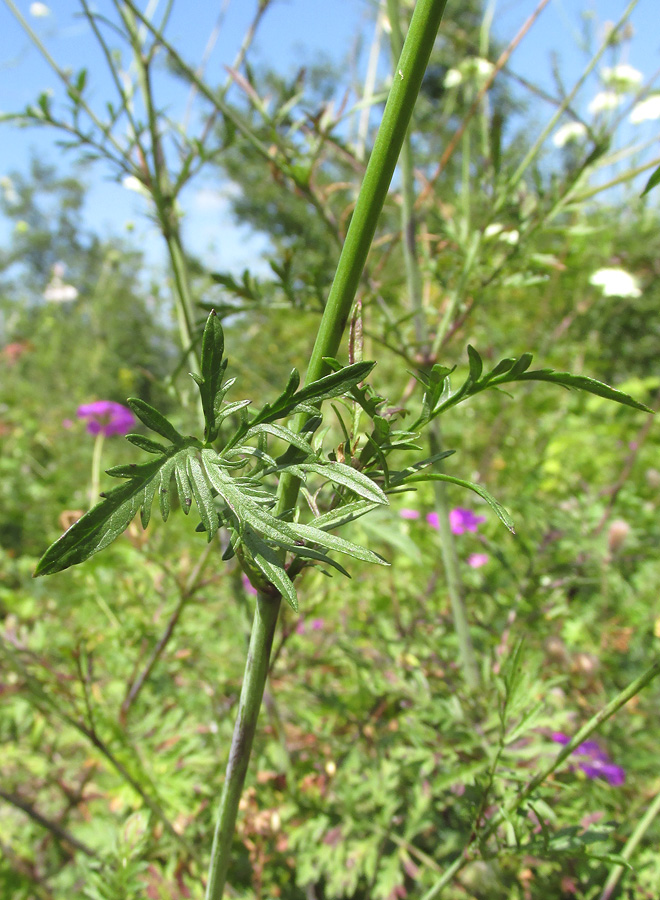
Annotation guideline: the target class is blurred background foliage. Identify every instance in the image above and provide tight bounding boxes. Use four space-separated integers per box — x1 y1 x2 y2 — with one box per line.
1 1 660 898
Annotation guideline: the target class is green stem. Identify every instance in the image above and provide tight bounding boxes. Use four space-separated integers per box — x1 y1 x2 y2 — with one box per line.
204 593 281 900
204 2 449 896
89 432 105 509
600 784 660 900
429 426 479 687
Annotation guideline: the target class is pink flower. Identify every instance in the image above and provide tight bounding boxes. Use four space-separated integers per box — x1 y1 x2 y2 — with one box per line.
77 401 136 436
448 507 486 535
296 617 324 635
426 512 440 528
400 508 420 520
468 553 489 568
241 574 258 596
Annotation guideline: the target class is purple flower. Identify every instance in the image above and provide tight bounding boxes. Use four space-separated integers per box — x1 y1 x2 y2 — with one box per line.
449 507 486 535
426 512 440 528
400 508 420 520
77 401 136 437
467 553 489 568
551 732 625 786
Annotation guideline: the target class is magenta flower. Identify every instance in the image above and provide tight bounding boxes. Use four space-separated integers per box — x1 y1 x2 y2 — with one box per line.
296 617 324 635
449 507 486 535
426 511 440 528
77 401 136 436
468 553 489 568
400 508 420 520
552 733 625 786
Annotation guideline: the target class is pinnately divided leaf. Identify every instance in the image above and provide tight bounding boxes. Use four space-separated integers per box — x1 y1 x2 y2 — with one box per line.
35 443 199 576
294 461 388 505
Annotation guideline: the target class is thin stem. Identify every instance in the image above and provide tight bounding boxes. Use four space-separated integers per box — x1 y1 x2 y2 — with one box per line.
204 3 449 896
429 426 479 688
89 432 105 509
0 787 97 858
600 785 660 900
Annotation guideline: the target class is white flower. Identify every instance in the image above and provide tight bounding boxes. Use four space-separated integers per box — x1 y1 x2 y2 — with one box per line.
589 267 641 298
630 95 660 124
459 57 494 85
122 174 150 198
601 64 643 90
499 229 519 245
29 3 50 17
588 91 623 114
552 122 588 148
444 68 462 89
44 263 78 303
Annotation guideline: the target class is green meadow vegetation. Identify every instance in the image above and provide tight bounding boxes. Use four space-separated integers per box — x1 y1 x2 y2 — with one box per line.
1 1 660 898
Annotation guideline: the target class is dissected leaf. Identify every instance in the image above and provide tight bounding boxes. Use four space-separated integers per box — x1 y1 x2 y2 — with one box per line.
404 471 515 532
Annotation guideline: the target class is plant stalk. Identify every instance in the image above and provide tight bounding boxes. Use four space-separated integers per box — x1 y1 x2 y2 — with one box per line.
204 2 449 896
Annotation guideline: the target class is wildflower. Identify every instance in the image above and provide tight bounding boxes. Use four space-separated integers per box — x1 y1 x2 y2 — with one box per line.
44 262 78 303
76 401 136 436
29 2 50 16
426 511 440 528
601 64 643 91
399 508 420 520
462 57 494 82
589 267 641 298
630 94 660 124
552 121 588 148
449 508 486 535
241 573 258 596
467 553 489 568
552 732 625 786
588 91 623 114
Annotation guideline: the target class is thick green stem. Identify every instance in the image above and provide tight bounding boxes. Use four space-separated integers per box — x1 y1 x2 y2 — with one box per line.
204 2 449 896
387 0 477 687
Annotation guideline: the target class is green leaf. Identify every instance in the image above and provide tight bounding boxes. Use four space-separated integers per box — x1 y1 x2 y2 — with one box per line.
251 361 376 425
186 455 218 540
641 162 660 197
467 345 483 381
125 433 170 455
516 369 653 412
35 445 193 575
311 499 383 531
245 423 317 457
127 398 187 446
241 527 298 611
196 310 228 441
295 461 388 504
404 472 515 532
290 522 388 567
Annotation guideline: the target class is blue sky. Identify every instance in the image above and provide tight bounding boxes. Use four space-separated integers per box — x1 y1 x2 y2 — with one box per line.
0 0 658 276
